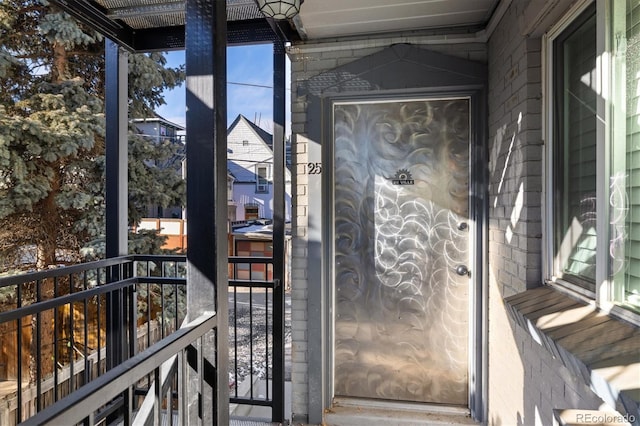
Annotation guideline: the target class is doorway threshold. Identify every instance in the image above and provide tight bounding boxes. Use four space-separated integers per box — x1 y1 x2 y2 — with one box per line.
324 398 478 426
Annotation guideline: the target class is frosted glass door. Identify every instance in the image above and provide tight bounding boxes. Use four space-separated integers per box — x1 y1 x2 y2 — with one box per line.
333 98 470 405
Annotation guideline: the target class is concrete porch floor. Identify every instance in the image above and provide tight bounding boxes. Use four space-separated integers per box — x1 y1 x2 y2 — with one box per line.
230 380 293 425
321 405 479 426
233 381 480 426
313 398 478 426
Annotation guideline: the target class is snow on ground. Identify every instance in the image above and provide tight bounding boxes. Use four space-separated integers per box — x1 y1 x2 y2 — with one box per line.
228 292 292 393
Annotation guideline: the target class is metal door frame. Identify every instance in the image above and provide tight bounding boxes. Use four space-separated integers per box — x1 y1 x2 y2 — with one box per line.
320 87 488 421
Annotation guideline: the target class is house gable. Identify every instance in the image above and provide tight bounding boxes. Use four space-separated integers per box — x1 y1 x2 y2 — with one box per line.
302 44 487 143
300 43 486 98
227 115 275 183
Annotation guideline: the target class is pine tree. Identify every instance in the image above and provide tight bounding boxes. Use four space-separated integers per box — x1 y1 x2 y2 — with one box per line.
0 1 186 272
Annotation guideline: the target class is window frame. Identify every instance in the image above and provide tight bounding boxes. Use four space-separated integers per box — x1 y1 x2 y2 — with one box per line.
551 3 599 292
244 204 259 220
543 0 639 324
255 164 269 193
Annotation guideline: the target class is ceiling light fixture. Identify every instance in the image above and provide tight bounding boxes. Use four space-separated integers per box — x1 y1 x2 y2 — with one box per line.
256 0 302 20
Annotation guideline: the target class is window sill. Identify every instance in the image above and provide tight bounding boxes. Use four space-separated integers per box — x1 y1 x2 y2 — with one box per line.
545 279 640 327
504 285 640 419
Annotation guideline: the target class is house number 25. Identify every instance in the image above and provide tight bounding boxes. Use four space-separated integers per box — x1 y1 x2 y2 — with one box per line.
307 162 322 174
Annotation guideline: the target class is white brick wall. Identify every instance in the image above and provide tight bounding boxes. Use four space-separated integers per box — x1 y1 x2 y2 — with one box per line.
289 129 311 420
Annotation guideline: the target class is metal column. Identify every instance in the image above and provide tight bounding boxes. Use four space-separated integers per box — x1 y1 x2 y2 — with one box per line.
185 0 229 424
104 38 129 370
271 40 286 423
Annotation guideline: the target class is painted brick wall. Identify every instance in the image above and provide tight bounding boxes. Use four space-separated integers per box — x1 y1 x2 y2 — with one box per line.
287 36 487 422
486 1 606 425
286 2 632 425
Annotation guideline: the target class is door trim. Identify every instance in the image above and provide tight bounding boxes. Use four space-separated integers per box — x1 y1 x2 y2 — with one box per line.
317 87 488 421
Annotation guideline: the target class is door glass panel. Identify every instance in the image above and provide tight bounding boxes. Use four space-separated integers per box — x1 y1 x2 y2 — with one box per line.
333 99 470 405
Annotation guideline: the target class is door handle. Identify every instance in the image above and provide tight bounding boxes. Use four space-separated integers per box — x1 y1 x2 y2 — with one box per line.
455 265 470 276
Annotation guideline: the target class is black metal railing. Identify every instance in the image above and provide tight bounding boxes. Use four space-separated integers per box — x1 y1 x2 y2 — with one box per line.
132 255 188 349
0 254 285 424
228 255 284 420
21 310 217 426
0 255 187 424
0 257 129 423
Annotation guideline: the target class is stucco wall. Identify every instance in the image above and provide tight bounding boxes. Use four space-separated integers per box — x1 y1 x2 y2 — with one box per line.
486 1 606 425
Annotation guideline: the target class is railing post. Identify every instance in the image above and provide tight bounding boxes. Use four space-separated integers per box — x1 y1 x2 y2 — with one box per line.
126 261 136 360
123 386 133 426
178 346 187 425
105 266 123 371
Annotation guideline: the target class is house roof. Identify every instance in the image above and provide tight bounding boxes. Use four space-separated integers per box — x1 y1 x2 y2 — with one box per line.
227 161 262 183
132 114 185 131
228 114 272 148
232 220 291 239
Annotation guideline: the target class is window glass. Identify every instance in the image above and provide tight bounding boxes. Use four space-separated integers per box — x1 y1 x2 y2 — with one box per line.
250 263 266 281
256 165 268 193
237 241 251 255
612 0 640 310
251 241 265 252
245 205 259 220
553 5 597 290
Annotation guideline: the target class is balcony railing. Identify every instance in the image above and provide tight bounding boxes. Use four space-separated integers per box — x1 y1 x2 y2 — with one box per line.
22 310 216 426
0 254 284 424
228 256 282 413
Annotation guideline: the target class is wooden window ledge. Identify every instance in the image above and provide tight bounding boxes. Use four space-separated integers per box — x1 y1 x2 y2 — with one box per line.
505 286 640 421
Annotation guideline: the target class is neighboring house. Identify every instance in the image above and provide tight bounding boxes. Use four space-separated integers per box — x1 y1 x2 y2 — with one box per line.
132 115 185 218
227 114 291 221
135 115 288 251
133 113 290 222
285 138 292 169
132 115 185 146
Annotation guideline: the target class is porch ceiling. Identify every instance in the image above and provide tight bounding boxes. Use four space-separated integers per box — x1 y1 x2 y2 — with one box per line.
294 0 501 40
51 0 502 51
